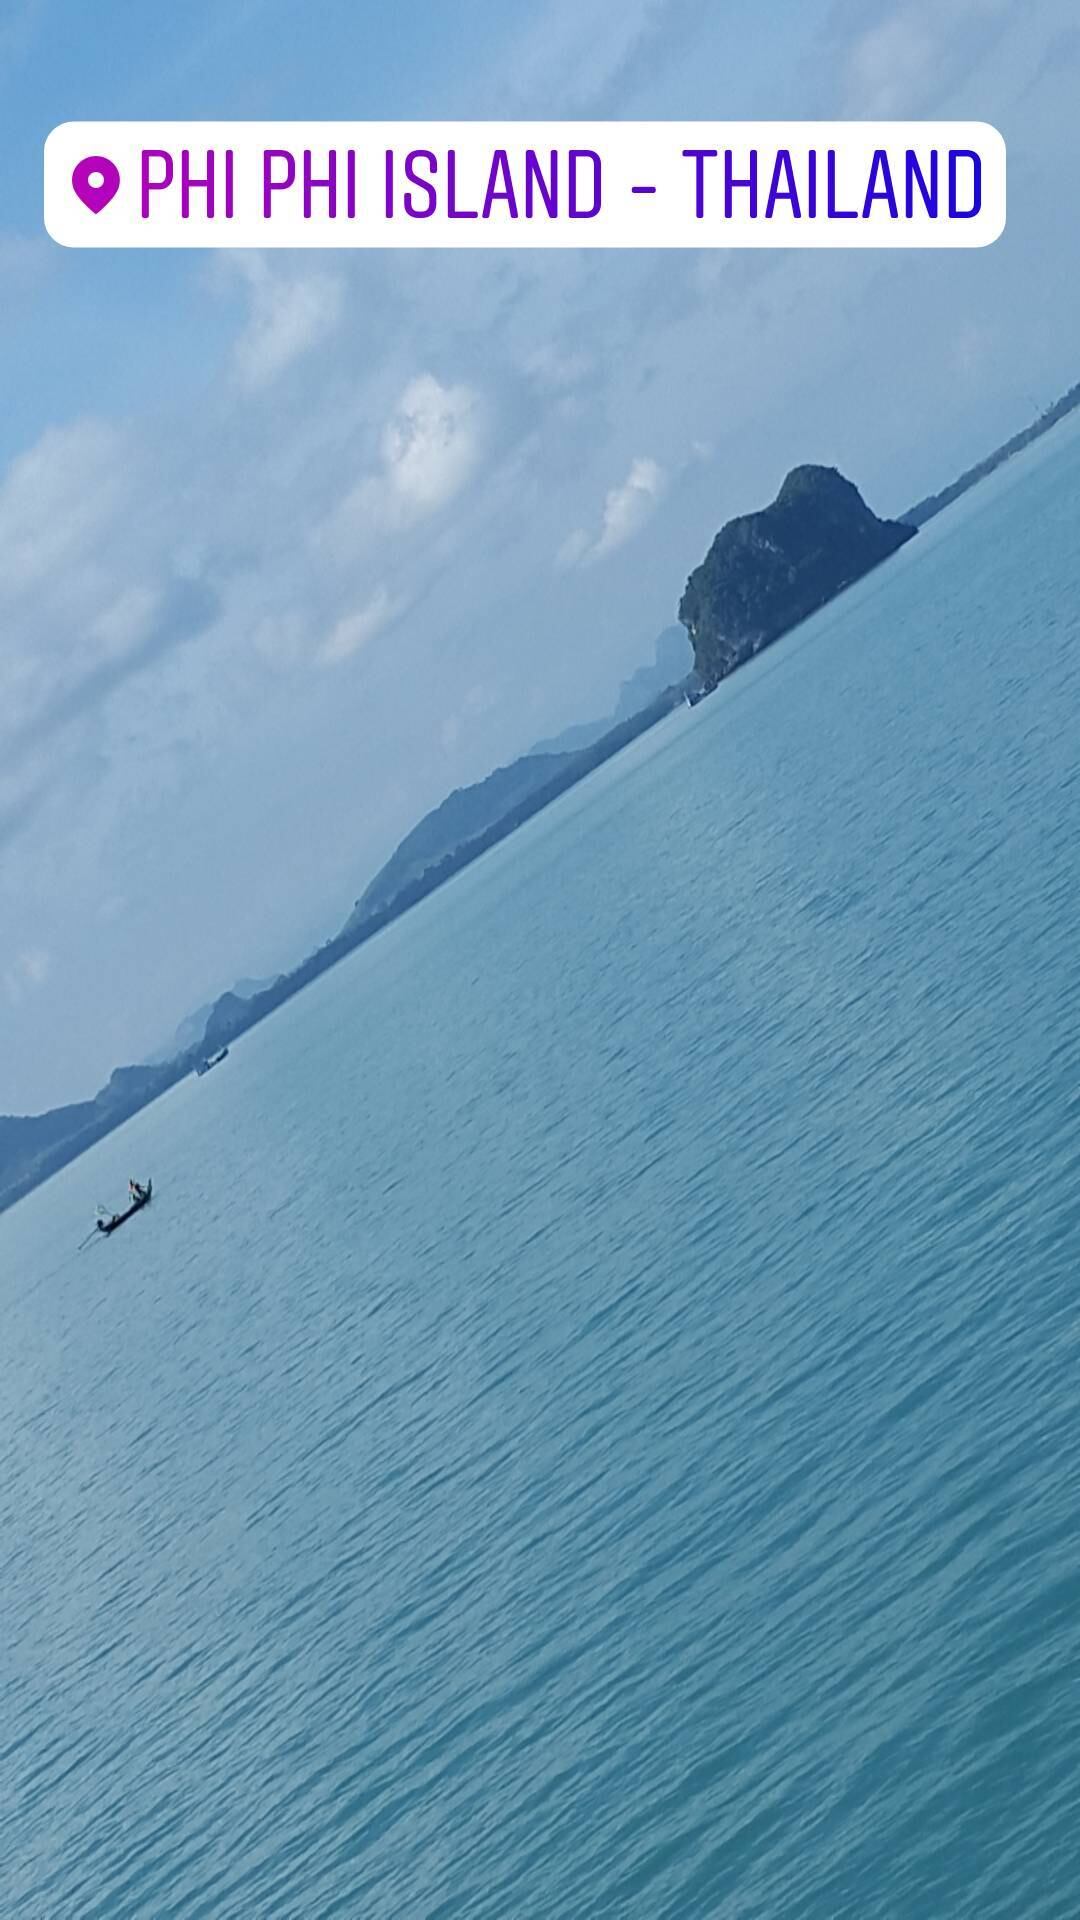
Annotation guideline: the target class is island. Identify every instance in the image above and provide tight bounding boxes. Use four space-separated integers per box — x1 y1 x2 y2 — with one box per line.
678 465 916 692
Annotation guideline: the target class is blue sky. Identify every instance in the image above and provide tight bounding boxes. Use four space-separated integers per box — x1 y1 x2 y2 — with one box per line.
2 0 1079 1109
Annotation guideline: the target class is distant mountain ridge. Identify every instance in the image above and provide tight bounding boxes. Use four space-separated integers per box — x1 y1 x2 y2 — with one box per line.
0 659 692 1213
348 754 581 925
0 980 281 1209
530 626 694 756
348 627 696 927
0 1063 182 1211
145 977 278 1064
903 378 1080 527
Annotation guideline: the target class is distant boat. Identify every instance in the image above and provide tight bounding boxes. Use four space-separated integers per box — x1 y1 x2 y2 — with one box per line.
196 1047 229 1077
97 1179 152 1236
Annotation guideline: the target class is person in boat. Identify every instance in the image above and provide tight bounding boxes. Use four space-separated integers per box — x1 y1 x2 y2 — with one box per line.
129 1179 148 1204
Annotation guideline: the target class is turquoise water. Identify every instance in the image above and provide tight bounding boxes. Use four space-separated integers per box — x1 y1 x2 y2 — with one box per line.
4 422 1080 1917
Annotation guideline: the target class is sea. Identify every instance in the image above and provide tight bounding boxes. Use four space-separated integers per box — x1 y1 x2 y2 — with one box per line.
3 416 1080 1919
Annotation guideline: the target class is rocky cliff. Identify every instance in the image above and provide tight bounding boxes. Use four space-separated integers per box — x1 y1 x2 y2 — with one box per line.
679 465 916 690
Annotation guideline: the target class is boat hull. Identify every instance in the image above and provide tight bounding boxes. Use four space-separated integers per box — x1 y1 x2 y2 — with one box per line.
99 1180 152 1235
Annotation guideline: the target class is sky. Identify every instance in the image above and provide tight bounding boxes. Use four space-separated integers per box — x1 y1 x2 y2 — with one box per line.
2 0 1079 1111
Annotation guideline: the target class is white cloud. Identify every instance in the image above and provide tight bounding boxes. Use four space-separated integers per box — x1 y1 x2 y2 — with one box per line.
0 229 52 302
249 608 313 671
559 455 666 568
0 411 228 915
0 420 167 757
950 321 996 383
523 343 595 392
324 372 483 556
229 254 344 391
88 585 162 660
838 0 1010 114
494 0 669 110
4 947 50 1006
556 527 591 571
437 681 500 757
379 373 482 517
843 13 938 112
319 585 404 664
0 418 131 604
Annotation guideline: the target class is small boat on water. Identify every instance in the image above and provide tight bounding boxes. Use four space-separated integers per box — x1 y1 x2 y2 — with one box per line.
196 1047 229 1077
97 1179 152 1236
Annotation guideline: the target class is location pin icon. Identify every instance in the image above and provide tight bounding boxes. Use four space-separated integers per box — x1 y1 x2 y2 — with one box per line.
72 155 121 214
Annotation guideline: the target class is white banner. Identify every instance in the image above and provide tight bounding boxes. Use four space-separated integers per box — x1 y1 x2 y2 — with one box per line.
45 121 1006 250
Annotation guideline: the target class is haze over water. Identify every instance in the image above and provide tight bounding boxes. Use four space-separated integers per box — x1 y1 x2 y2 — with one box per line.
4 421 1080 1917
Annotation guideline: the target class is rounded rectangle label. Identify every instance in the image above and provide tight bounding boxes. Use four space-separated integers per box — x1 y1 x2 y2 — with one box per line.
44 121 1006 249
